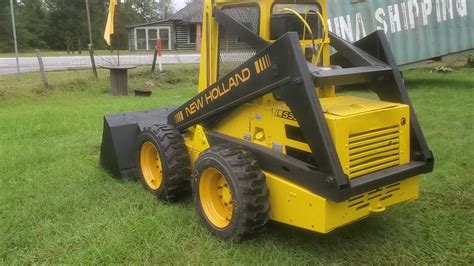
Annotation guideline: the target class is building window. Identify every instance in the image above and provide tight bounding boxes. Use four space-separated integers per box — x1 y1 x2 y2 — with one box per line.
159 28 170 49
148 29 157 50
189 24 196 44
135 27 171 50
136 29 146 50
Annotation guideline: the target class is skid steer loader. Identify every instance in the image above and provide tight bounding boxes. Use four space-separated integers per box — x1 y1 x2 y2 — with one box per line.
100 0 434 241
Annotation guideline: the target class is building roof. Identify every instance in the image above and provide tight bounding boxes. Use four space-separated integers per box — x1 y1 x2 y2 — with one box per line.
126 2 203 29
125 20 171 29
170 2 203 23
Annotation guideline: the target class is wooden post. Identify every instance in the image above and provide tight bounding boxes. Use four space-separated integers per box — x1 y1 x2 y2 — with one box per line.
151 49 158 73
157 38 162 72
88 44 98 80
84 0 97 80
35 49 49 89
196 23 202 52
151 38 162 73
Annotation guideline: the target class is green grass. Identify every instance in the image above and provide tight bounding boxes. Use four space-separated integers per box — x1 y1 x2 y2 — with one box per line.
0 66 473 264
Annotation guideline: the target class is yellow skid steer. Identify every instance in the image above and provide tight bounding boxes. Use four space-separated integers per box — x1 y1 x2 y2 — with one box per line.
100 0 434 241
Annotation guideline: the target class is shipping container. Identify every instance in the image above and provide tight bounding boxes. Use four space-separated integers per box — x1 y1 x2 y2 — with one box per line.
326 0 474 67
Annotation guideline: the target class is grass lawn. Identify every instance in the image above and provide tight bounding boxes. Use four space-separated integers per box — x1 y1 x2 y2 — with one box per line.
0 66 473 264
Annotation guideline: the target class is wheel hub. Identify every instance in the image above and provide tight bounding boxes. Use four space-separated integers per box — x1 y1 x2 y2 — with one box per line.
199 168 233 228
140 141 163 190
218 178 233 210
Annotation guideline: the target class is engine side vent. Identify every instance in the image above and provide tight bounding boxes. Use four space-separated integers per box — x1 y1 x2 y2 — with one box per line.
346 182 402 211
348 125 400 178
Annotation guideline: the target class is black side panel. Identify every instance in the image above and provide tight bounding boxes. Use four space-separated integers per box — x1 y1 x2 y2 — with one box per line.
99 108 173 180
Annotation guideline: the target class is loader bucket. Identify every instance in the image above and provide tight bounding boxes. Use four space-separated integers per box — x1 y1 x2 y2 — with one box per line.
99 108 174 180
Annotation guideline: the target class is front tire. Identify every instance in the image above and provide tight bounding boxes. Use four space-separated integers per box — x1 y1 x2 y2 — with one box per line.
193 145 270 241
136 124 190 201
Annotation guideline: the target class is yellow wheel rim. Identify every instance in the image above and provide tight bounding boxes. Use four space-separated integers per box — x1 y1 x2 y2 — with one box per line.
199 167 233 228
140 141 163 190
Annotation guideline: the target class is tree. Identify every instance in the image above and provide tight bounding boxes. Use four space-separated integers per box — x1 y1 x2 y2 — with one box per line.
156 0 174 20
87 0 107 48
0 0 48 52
0 0 176 52
45 0 108 51
0 1 14 52
16 0 49 49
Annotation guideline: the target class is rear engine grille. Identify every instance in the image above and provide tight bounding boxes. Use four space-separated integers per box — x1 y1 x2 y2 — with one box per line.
348 125 400 178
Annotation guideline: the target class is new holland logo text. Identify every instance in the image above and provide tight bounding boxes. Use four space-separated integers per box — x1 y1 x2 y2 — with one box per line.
254 54 272 74
174 67 251 123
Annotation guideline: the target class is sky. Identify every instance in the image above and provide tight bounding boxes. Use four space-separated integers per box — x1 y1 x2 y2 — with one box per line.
174 0 187 11
116 0 187 12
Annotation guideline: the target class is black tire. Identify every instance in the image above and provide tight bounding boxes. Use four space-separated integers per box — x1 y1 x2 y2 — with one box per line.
193 144 270 241
136 124 191 201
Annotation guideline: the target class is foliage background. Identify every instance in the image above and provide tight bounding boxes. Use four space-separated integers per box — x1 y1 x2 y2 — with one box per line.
0 0 176 53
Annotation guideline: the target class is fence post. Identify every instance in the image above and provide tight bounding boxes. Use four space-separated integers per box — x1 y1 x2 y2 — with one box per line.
35 49 49 89
157 38 162 72
88 44 98 80
151 49 158 73
151 38 162 73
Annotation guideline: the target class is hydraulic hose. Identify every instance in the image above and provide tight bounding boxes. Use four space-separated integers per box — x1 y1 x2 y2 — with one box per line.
279 7 317 61
309 9 329 66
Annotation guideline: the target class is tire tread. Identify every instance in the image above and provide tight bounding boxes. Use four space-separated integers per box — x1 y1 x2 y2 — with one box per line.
138 124 190 201
194 144 270 241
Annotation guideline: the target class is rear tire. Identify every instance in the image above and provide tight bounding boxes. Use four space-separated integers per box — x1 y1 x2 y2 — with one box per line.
193 145 270 241
136 124 190 201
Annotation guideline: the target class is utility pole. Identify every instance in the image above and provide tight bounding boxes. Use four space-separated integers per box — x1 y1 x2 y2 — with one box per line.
85 0 98 80
85 0 93 45
9 0 20 80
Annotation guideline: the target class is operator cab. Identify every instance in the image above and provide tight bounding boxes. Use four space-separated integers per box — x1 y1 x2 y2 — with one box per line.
270 2 326 64
270 3 323 40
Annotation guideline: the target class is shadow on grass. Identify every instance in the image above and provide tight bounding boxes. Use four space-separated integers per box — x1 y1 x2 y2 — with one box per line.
119 172 405 257
119 174 400 252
